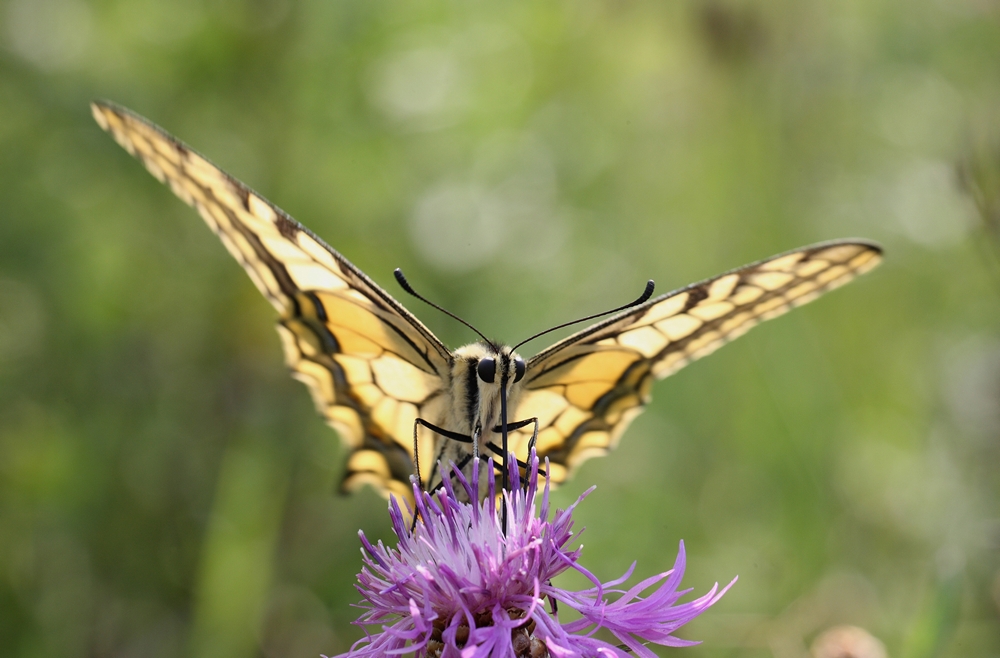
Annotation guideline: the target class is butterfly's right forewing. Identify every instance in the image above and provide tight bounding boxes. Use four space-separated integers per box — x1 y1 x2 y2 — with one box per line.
93 101 453 503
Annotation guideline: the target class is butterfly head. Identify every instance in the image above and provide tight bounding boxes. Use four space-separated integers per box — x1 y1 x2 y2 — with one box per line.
474 344 526 388
455 342 526 391
450 342 525 432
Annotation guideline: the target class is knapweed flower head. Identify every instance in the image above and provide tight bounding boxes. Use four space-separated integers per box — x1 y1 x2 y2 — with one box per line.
334 452 734 658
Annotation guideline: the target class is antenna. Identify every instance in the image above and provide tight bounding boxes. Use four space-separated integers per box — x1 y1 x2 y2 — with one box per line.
394 269 494 347
512 279 655 352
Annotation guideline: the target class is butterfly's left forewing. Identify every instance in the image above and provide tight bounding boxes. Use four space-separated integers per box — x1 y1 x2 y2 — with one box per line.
92 101 452 503
517 240 882 484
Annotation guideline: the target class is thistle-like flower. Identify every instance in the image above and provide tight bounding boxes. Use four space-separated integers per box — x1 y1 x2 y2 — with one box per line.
333 453 734 658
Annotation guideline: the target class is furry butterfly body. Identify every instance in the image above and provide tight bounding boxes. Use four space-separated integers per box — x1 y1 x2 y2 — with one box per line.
93 101 882 504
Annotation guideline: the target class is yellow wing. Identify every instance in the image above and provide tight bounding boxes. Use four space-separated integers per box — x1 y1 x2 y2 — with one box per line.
92 101 452 503
515 241 882 484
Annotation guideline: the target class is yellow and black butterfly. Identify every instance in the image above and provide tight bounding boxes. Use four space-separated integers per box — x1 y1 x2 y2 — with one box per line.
93 101 882 505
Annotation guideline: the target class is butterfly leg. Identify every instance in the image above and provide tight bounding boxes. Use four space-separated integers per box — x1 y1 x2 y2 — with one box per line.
489 416 540 454
414 418 473 443
410 452 477 532
411 417 473 490
490 417 538 434
483 415 547 479
424 454 475 496
482 443 548 477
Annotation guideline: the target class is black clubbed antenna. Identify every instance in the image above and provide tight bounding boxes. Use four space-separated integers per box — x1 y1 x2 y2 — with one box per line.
512 279 655 352
394 268 494 347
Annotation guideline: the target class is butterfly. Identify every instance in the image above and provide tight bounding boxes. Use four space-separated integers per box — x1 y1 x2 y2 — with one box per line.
92 100 882 505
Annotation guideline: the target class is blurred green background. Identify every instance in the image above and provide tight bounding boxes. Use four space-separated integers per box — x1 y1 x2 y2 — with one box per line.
2 0 999 656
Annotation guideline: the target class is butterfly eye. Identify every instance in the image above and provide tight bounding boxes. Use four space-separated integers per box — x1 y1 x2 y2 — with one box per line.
477 358 496 383
513 357 526 383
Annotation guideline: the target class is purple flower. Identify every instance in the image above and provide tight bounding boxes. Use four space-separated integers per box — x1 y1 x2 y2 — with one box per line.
331 453 735 658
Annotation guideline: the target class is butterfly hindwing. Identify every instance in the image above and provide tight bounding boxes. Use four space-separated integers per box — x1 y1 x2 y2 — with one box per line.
517 241 882 483
92 101 452 502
